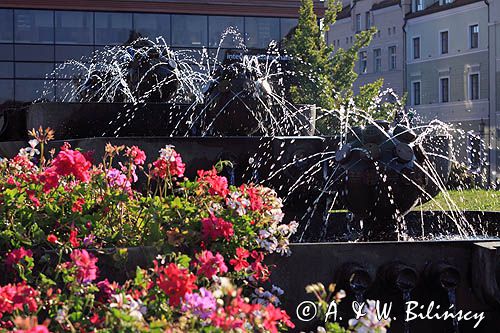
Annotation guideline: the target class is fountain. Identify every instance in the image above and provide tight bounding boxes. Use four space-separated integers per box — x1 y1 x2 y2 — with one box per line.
0 35 499 332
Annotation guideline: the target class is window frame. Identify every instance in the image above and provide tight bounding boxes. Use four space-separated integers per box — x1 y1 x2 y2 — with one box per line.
469 23 479 49
439 30 448 55
388 45 397 70
411 80 421 106
468 72 480 100
412 36 421 60
359 50 368 74
373 48 382 72
439 76 450 103
355 14 361 32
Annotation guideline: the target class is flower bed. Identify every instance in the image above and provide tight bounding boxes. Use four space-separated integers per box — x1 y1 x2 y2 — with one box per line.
0 128 297 332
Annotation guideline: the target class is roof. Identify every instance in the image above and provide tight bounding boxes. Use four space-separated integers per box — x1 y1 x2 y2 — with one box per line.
337 4 352 20
406 0 485 19
372 0 400 11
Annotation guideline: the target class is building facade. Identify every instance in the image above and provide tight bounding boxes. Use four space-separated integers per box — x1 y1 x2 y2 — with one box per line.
0 0 327 105
405 0 498 182
327 0 405 96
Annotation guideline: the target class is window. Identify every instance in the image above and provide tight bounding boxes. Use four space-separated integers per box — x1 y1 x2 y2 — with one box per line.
244 17 279 48
415 0 424 11
0 80 14 103
56 11 94 45
412 37 420 59
365 12 371 29
439 77 449 103
134 13 171 43
95 12 133 45
280 18 298 40
14 10 54 44
469 73 479 100
359 51 367 74
0 9 13 43
469 24 479 49
373 48 381 72
172 15 208 47
208 16 244 47
388 46 397 70
412 81 421 105
440 31 448 54
355 14 361 32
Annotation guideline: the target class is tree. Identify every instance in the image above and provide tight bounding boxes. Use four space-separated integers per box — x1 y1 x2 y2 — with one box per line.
284 0 381 132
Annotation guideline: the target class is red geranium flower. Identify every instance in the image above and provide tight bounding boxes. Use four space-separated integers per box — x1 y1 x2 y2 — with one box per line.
4 247 33 269
71 197 85 213
47 234 58 244
197 168 229 197
196 250 228 279
70 249 98 283
156 263 197 307
229 247 250 272
69 229 80 248
126 146 146 165
201 216 234 241
151 146 185 179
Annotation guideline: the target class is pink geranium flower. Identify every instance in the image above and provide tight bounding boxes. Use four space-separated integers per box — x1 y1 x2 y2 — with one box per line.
70 249 98 283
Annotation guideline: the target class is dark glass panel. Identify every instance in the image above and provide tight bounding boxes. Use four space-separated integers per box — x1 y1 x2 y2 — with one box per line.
0 80 14 103
0 9 13 42
0 62 14 78
280 18 297 40
55 11 94 45
0 45 14 61
171 15 207 47
15 62 54 79
133 13 170 43
15 45 54 61
55 45 94 62
95 12 133 45
15 10 54 44
244 17 279 49
15 79 54 102
208 16 244 48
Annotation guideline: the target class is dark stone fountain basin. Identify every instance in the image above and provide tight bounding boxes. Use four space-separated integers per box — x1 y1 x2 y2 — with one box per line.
268 240 500 333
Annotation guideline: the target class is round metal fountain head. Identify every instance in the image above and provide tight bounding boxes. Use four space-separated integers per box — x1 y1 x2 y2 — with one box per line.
203 61 274 135
331 122 450 240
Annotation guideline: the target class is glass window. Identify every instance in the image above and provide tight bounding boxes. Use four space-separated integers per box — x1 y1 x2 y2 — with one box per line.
373 48 381 72
440 31 448 54
95 12 133 45
15 45 54 62
55 45 94 62
0 62 14 78
359 51 367 74
355 14 361 32
440 77 449 102
209 16 244 48
388 46 397 70
413 37 420 59
0 80 14 103
245 17 279 49
0 9 13 43
280 18 297 41
55 11 94 45
365 12 371 29
415 0 424 11
15 62 54 79
470 24 479 49
15 10 54 44
469 73 479 100
0 45 14 61
172 15 207 47
412 81 421 105
15 79 54 102
134 13 171 43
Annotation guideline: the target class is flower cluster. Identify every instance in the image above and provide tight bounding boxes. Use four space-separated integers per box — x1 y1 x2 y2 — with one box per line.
0 136 300 332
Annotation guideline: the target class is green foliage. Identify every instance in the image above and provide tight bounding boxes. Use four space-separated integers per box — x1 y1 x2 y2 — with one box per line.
285 0 396 133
